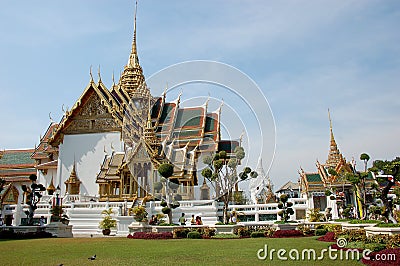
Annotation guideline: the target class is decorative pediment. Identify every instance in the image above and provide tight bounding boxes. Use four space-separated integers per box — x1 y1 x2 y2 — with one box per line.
130 141 151 163
63 90 121 135
2 185 19 205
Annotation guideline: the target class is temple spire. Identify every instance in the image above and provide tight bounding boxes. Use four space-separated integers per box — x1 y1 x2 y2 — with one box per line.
326 109 343 168
328 108 336 147
128 0 139 67
119 0 147 98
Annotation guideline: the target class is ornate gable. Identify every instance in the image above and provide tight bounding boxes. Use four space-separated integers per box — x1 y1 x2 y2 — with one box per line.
1 185 19 205
63 91 120 135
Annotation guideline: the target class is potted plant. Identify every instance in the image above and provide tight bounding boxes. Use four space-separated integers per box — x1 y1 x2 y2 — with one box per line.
99 208 117 235
131 205 148 223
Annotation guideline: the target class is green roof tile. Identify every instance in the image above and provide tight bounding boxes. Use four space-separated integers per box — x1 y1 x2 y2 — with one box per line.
306 173 322 182
0 151 35 166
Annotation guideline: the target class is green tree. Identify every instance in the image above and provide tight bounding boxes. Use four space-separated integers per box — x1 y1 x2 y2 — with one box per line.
21 174 46 225
345 171 368 220
201 147 255 224
157 163 180 224
370 157 400 223
360 153 370 173
277 194 294 222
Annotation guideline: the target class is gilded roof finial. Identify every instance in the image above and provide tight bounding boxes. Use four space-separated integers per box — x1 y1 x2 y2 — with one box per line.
98 65 102 83
89 65 94 83
112 71 115 86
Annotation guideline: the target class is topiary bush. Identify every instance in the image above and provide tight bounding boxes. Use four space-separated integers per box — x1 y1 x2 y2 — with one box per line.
173 228 190 239
277 194 294 222
272 230 303 238
337 229 366 242
317 232 336 242
211 233 240 239
250 231 266 238
187 231 202 239
315 228 328 236
161 207 171 214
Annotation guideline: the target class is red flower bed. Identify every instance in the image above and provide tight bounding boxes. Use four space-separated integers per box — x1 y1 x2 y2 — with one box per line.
361 248 400 266
127 232 173 239
272 230 303 238
317 232 336 242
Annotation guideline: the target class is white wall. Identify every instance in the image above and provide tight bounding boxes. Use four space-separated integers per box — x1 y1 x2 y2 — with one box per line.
57 132 123 196
37 167 57 193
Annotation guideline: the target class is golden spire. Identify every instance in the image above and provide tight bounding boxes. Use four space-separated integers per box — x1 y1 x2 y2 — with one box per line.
119 0 147 98
326 109 342 168
47 175 56 195
328 108 336 147
128 0 139 67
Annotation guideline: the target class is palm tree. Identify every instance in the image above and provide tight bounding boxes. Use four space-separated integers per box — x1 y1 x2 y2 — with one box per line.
360 153 370 172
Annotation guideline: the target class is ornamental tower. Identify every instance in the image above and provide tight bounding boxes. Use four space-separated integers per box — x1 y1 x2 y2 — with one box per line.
325 109 344 168
119 1 149 101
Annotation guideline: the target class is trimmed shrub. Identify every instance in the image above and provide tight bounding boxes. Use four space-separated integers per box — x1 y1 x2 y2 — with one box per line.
317 232 336 242
161 207 171 214
349 219 379 224
264 227 276 237
0 230 53 239
237 227 252 237
272 230 303 238
250 231 265 238
211 234 240 239
187 231 201 239
315 229 328 236
386 234 400 248
173 228 190 239
127 232 173 239
202 227 216 238
297 225 313 236
376 223 400 227
337 229 366 242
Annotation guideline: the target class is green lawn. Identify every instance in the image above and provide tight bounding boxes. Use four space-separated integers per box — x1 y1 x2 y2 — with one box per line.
0 236 362 266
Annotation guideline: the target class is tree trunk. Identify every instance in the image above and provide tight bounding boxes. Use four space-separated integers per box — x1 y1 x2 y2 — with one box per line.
224 202 229 224
28 205 35 225
380 182 397 223
168 211 172 224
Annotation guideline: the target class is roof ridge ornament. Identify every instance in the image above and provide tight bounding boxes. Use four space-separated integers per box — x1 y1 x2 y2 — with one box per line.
89 65 94 83
98 65 102 83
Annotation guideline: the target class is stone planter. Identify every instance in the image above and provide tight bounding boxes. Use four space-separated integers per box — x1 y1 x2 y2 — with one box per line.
273 223 298 231
365 226 400 237
341 223 378 230
46 222 73 238
128 222 151 233
213 225 242 234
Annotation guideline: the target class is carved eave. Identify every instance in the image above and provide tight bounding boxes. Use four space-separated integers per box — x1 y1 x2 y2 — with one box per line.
49 81 123 146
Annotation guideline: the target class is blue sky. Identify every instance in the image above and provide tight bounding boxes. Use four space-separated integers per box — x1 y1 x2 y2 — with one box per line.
0 0 399 189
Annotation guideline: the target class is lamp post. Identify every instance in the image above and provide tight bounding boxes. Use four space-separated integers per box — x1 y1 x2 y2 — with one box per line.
55 185 61 220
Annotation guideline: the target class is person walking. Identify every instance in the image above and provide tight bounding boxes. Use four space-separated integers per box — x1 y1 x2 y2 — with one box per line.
179 213 186 226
